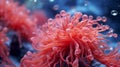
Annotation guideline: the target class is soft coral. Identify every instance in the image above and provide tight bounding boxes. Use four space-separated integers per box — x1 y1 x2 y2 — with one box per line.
21 10 120 67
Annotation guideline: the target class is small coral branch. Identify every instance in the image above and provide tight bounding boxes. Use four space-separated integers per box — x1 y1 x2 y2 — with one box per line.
21 10 120 67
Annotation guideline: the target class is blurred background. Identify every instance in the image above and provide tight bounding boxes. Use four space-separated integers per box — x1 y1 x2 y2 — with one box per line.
6 0 120 67
17 0 120 35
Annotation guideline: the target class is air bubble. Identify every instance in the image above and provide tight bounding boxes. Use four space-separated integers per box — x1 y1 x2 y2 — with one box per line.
109 28 114 33
109 47 113 50
33 0 37 2
53 5 59 10
111 10 118 16
6 0 10 4
100 45 103 48
84 3 88 6
84 0 88 6
49 0 54 2
102 16 107 22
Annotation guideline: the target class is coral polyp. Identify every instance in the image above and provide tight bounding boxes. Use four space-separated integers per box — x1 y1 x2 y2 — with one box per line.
21 10 120 67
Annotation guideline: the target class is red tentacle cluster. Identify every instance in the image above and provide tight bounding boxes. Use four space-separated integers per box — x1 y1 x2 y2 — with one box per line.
0 0 120 67
0 0 37 66
0 27 15 67
0 0 37 40
32 10 48 26
21 10 120 67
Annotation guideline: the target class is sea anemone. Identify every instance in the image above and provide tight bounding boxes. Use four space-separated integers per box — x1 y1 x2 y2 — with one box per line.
0 0 37 40
0 0 37 66
21 10 120 67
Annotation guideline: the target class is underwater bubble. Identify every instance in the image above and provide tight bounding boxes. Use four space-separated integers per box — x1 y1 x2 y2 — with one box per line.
100 45 103 48
111 10 118 16
33 0 37 2
6 0 10 4
84 3 88 6
109 47 113 50
49 0 54 2
84 0 88 6
53 5 59 10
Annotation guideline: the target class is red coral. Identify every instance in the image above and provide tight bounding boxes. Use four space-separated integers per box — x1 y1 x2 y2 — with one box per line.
0 27 15 67
0 0 38 66
32 10 48 26
21 10 120 67
0 0 37 41
0 0 120 67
